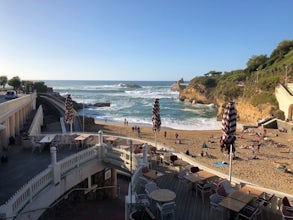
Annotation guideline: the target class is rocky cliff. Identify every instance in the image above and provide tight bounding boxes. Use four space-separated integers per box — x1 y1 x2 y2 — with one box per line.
216 98 273 124
179 87 275 124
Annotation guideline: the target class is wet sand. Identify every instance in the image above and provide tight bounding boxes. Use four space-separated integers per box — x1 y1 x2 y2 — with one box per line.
94 122 293 195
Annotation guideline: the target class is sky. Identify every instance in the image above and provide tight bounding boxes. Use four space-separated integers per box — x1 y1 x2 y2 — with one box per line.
0 0 293 81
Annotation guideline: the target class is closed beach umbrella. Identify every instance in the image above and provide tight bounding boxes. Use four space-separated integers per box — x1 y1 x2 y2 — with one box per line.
220 101 237 182
152 98 161 147
65 94 75 133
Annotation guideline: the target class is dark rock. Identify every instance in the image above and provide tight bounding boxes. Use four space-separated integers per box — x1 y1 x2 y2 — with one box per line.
93 103 111 107
120 83 141 88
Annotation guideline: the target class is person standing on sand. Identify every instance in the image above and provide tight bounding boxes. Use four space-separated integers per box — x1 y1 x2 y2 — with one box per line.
164 131 167 139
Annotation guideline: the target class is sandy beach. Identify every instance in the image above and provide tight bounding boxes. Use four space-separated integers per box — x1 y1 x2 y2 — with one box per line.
92 121 293 195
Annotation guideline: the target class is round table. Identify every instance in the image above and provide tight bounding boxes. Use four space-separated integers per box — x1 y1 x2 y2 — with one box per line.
149 189 176 203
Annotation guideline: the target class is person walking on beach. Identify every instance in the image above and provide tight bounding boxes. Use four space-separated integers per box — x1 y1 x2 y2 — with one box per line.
175 133 179 139
164 131 167 139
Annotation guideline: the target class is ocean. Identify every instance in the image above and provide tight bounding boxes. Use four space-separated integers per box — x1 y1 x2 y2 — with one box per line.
44 80 221 130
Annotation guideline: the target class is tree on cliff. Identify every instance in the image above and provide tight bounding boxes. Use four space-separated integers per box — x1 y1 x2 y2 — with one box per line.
246 55 268 72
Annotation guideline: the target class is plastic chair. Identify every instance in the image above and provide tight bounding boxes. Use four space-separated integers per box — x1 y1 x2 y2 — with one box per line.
218 179 235 194
196 182 213 203
156 201 176 220
135 193 150 207
256 193 275 208
236 204 261 220
209 193 225 220
145 182 159 195
281 197 293 220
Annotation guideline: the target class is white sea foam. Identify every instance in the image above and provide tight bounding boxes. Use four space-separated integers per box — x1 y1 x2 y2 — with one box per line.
48 80 221 131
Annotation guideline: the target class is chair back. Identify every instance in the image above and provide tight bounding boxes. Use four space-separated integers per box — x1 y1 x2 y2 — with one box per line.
145 182 158 195
160 201 176 213
219 179 235 194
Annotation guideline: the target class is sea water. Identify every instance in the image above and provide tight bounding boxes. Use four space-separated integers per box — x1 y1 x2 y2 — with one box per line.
45 80 221 130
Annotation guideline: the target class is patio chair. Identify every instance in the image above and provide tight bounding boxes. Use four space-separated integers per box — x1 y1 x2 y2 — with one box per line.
137 176 152 192
235 204 261 220
135 193 150 207
31 139 43 153
156 201 176 220
218 179 235 195
209 193 226 220
177 170 190 186
145 182 159 195
281 196 293 220
256 193 275 208
196 181 213 203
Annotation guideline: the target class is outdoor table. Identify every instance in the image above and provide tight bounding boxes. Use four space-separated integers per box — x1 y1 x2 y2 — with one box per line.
173 159 189 167
40 134 56 143
228 190 253 204
143 170 164 180
219 196 247 212
183 170 216 183
149 189 176 203
239 185 263 197
74 134 90 141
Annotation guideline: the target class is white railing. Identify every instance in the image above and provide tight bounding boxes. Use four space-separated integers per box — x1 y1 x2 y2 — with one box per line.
0 145 100 219
59 146 98 175
0 133 146 220
0 168 53 219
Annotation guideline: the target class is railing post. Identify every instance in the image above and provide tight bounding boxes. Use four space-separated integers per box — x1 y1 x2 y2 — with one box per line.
98 130 103 145
50 147 60 185
98 130 105 159
142 143 148 165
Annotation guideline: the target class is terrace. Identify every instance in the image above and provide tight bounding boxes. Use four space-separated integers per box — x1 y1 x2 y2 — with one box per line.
0 132 291 220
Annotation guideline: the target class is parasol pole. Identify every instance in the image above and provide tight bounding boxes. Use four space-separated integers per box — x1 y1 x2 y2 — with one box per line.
155 131 157 148
229 144 233 182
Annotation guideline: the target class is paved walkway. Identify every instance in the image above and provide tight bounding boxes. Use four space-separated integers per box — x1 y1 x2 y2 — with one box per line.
0 142 128 219
1 143 86 204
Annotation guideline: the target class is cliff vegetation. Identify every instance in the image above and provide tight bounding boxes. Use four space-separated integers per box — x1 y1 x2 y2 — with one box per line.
179 40 293 123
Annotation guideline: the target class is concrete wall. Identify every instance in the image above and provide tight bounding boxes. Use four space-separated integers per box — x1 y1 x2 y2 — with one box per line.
0 93 36 149
275 83 293 120
28 105 43 136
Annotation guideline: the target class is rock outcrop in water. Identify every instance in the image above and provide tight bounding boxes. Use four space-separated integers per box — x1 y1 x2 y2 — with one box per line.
120 83 141 88
171 78 187 92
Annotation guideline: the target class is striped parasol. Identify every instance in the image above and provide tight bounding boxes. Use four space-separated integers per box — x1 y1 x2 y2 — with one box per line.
152 98 161 149
220 101 237 154
152 98 161 133
220 101 237 182
65 94 75 132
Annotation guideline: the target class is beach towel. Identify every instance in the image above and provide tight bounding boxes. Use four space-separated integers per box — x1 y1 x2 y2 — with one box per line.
214 161 227 167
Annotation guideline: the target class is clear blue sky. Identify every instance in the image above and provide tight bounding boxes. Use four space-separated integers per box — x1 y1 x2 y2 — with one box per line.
1 0 292 81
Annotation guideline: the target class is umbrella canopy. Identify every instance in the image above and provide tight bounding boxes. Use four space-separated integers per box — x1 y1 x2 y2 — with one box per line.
152 98 161 133
220 101 237 182
220 101 237 154
65 94 75 132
